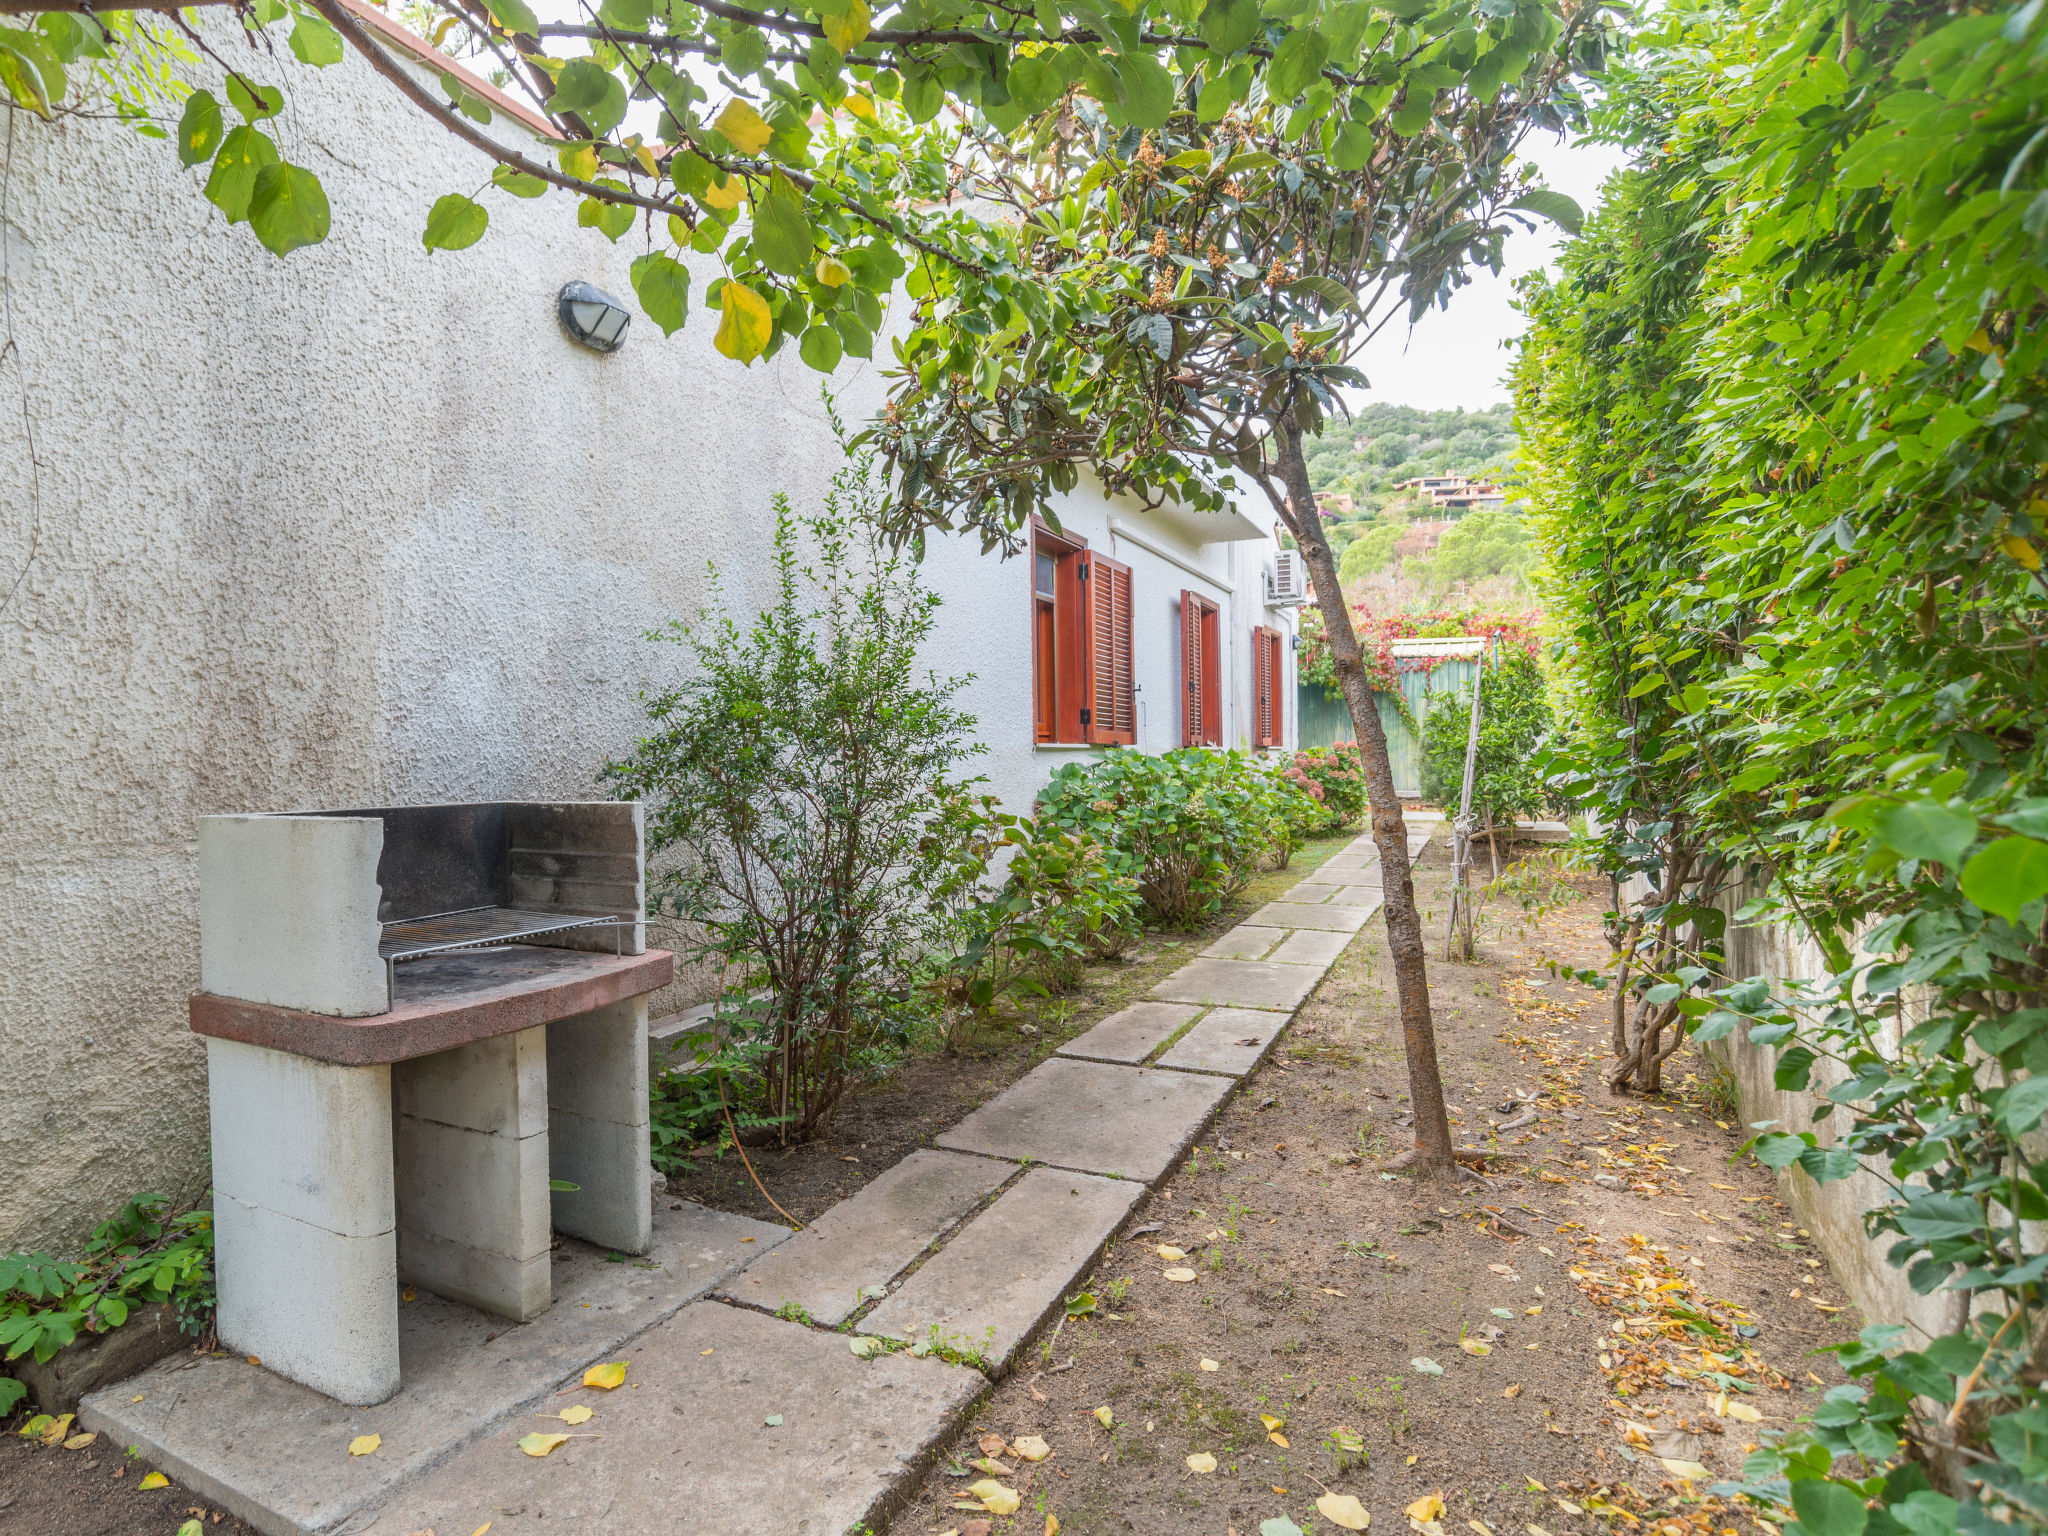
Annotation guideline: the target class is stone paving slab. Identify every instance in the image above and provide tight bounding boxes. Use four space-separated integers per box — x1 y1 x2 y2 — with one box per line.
1265 929 1355 967
1148 956 1324 1011
364 1301 982 1536
857 1168 1145 1370
1055 1000 1203 1064
81 1202 788 1536
1244 901 1371 934
1322 887 1386 909
1200 925 1285 960
935 1056 1232 1181
723 1150 1012 1326
1157 1006 1292 1077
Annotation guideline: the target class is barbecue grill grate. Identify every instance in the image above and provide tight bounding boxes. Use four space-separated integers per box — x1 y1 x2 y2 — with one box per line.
377 905 632 1007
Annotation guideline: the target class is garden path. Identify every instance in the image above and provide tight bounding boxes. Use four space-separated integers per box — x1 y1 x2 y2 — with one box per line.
82 825 1426 1536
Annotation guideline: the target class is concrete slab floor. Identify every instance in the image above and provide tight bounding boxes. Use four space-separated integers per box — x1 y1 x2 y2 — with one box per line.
1244 900 1372 933
1199 925 1287 961
722 1150 1012 1326
1055 1000 1203 1064
1148 956 1326 1011
857 1167 1144 1371
360 1301 983 1536
1156 1006 1293 1077
1264 929 1355 967
935 1056 1233 1182
80 1202 788 1536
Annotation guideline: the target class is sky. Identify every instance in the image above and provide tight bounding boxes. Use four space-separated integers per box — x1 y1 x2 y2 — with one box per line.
1348 132 1631 413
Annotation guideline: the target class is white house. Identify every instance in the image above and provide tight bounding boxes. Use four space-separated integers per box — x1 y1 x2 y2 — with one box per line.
0 7 1297 1250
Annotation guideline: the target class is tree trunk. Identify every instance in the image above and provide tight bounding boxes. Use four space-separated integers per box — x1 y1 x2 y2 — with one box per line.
1269 417 1455 1174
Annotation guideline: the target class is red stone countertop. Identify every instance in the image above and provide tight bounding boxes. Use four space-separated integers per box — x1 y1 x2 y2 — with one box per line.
190 947 675 1065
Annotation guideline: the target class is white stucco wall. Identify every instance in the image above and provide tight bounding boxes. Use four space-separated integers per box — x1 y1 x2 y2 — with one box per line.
0 30 1293 1249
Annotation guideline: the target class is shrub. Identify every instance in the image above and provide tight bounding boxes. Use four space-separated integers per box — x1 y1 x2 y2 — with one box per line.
1287 743 1367 832
604 473 979 1143
1418 646 1552 828
1037 748 1319 927
1 1194 215 1412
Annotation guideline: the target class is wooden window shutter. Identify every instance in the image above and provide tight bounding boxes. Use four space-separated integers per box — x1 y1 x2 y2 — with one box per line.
1268 628 1285 746
1180 589 1203 746
1253 625 1274 748
1086 554 1136 745
1199 602 1221 746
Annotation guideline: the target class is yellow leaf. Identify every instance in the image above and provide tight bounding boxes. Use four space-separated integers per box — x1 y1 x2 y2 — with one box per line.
39 1413 73 1446
559 1405 594 1425
1199 1358 1219 1371
561 144 598 181
714 282 773 362
519 1432 571 1458
64 1433 97 1450
1187 1451 1218 1473
1503 1384 1523 1399
1156 1244 1187 1261
139 1472 171 1490
1261 1413 1286 1432
1091 1405 1113 1429
1269 1431 1290 1448
1046 1517 1060 1536
1162 1267 1197 1282
1726 1401 1762 1424
2000 535 2041 571
969 1456 1012 1475
970 1479 1021 1515
1012 1435 1051 1462
699 174 744 211
348 1434 381 1457
1407 1493 1447 1525
1319 1493 1371 1529
473 1526 493 1536
822 0 870 52
815 255 852 288
633 142 659 177
714 99 773 155
1661 1459 1712 1482
843 92 876 120
1460 1339 1491 1356
1964 327 1994 353
582 1361 626 1390
1470 1523 1494 1535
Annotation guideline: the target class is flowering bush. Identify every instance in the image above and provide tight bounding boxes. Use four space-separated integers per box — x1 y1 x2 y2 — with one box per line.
1298 603 1543 702
1287 743 1368 832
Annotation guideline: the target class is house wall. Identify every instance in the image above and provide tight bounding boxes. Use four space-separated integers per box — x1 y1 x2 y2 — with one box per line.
0 30 1290 1248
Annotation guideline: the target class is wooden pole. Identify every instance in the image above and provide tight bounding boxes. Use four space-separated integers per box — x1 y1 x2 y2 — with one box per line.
1444 647 1485 959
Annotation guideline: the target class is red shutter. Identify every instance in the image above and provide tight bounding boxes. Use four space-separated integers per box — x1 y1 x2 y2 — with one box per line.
1199 602 1221 746
1268 629 1286 747
1086 555 1136 745
1252 625 1275 748
1180 589 1202 746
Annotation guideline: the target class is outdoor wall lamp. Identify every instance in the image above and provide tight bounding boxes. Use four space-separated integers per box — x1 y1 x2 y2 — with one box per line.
558 281 630 352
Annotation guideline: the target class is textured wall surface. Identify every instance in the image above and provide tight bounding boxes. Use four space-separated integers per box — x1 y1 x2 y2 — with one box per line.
0 36 1290 1250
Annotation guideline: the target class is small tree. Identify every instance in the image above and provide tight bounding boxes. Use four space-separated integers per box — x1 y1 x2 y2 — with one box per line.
1419 644 1553 846
604 463 978 1143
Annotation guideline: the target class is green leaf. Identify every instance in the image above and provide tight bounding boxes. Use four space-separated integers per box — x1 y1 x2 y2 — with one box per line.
798 323 843 372
288 14 344 66
225 74 284 120
1261 1519 1307 1536
1959 836 2048 923
1875 800 1977 868
247 162 330 257
630 251 691 336
422 192 489 252
1330 117 1374 170
0 25 65 115
577 193 634 242
177 89 224 169
750 180 815 277
1265 28 1330 103
721 25 768 77
1790 1479 1869 1536
203 125 280 224
1113 51 1175 129
481 0 539 35
490 164 548 198
551 59 626 134
1998 1075 2048 1136
1507 189 1584 234
1198 0 1261 55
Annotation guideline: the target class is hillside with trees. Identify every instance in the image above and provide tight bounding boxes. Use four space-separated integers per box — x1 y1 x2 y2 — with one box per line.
1302 403 1519 508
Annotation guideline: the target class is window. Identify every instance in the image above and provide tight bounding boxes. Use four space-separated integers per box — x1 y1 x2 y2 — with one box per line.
1252 625 1284 748
1032 526 1135 745
1180 590 1221 746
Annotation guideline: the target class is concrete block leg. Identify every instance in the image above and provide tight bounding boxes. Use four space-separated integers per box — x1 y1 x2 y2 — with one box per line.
548 998 652 1255
205 1039 399 1406
393 1028 552 1322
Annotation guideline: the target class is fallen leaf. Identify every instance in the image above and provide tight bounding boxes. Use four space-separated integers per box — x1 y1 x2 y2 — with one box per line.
1162 1268 1198 1282
1270 1430 1291 1447
1407 1493 1447 1525
1470 1523 1496 1536
1727 1401 1762 1424
557 1404 594 1425
473 1526 492 1536
38 1414 73 1446
1406 1455 1419 1466
1661 1459 1712 1481
139 1472 171 1490
177 1522 204 1536
1092 1406 1113 1429
763 1414 783 1428
1412 1357 1444 1376
1503 1384 1523 1400
1711 1183 1736 1191
1187 1451 1218 1473
1321 1288 1347 1297
582 1361 627 1390
1262 1519 1306 1536
849 1336 883 1359
246 1355 260 1366
348 1434 380 1457
1488 1263 1515 1275
978 1432 1010 1456
1046 1517 1060 1536
1529 1527 1552 1536
1318 1493 1371 1530
1261 1412 1286 1432
1524 1306 1542 1315
969 1479 1021 1515
1459 1339 1492 1356
1200 1358 1220 1371
969 1457 1012 1476
64 1432 97 1450
1157 1244 1187 1261
700 1348 714 1355
518 1432 571 1458
1012 1435 1051 1462
1556 1499 1584 1514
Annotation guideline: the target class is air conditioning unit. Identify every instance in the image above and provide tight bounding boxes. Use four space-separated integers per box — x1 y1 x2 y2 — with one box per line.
1267 550 1307 607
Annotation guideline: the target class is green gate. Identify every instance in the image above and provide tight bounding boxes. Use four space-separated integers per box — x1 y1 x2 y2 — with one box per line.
1295 640 1485 799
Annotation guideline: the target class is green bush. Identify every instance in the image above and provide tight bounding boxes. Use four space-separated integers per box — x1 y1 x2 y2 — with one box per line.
1037 748 1320 927
1418 646 1552 827
604 469 979 1143
1 1194 215 1413
1285 743 1367 832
